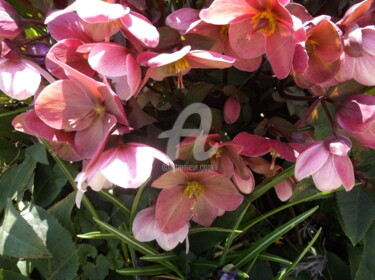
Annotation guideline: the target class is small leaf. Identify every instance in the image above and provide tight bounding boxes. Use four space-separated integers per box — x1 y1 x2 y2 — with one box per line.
22 206 79 280
26 143 49 165
0 204 51 259
81 255 110 280
337 187 375 245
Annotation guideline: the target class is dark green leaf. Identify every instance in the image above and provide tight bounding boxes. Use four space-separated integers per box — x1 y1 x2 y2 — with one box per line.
183 83 214 107
48 192 76 233
337 187 375 245
0 204 51 259
116 265 170 276
0 269 30 280
0 139 19 163
22 206 79 280
81 255 110 280
26 143 49 165
354 223 375 280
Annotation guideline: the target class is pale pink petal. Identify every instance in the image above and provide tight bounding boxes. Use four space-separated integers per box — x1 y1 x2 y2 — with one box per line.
265 24 294 79
0 59 41 100
133 207 156 242
232 133 271 157
352 54 375 86
44 3 77 24
88 171 112 191
229 16 266 59
35 80 95 130
144 46 191 67
362 27 375 56
151 169 188 189
211 154 234 178
120 11 159 48
333 155 355 191
75 113 116 159
166 8 200 32
75 0 129 23
186 51 235 69
0 0 21 40
156 187 193 233
232 166 255 194
312 156 343 191
88 42 128 77
155 222 189 251
294 142 330 181
199 0 255 25
293 44 308 74
233 56 262 72
191 196 219 227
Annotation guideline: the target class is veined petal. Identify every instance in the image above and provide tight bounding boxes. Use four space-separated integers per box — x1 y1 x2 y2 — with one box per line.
75 0 129 23
187 50 235 69
152 169 188 189
312 156 343 191
275 178 294 201
166 8 200 32
333 155 355 191
156 187 193 233
200 0 255 25
294 141 329 181
191 196 219 227
133 207 156 242
155 221 189 251
232 166 255 194
143 46 191 67
232 132 271 157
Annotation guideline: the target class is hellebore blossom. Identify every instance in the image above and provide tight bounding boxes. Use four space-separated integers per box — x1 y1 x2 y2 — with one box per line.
336 94 375 149
35 53 128 158
200 0 301 78
152 169 243 233
75 142 174 207
138 45 234 88
295 135 355 191
132 206 189 251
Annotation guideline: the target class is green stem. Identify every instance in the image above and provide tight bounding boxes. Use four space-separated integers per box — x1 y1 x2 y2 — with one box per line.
99 190 131 216
130 179 150 228
40 138 100 220
0 106 33 117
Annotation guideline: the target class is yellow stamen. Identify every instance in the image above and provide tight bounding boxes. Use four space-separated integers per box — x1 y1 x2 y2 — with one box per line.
167 58 190 88
183 181 204 199
251 9 278 36
220 25 230 39
305 39 318 55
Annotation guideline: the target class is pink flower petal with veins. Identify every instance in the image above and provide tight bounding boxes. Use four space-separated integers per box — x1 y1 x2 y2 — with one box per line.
75 0 129 23
232 133 271 157
191 196 219 227
312 156 343 191
333 155 355 191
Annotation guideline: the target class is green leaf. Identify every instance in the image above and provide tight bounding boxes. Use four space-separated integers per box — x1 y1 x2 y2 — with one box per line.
336 187 375 245
116 265 170 276
0 204 51 259
0 139 19 163
233 206 319 268
0 269 30 280
183 83 213 107
354 223 375 280
140 253 177 262
0 155 36 212
26 143 49 165
48 192 76 233
77 231 115 240
314 104 333 141
22 206 79 280
81 255 110 280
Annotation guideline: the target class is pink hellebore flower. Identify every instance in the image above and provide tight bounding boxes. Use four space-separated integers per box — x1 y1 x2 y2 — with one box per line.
75 142 174 207
152 169 243 233
295 135 355 192
138 45 234 88
133 206 189 251
336 94 375 149
35 53 128 158
293 16 342 86
200 0 299 78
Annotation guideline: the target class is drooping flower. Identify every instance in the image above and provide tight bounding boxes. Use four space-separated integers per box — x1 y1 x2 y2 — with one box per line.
152 169 243 233
200 0 302 78
138 45 234 88
295 135 355 191
75 142 174 207
132 206 189 251
336 94 375 149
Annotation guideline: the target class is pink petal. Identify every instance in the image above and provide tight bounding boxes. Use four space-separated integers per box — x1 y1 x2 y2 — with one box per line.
156 187 193 233
75 113 116 159
333 155 355 191
151 169 188 189
35 80 95 130
265 24 294 79
293 44 308 74
166 8 200 32
0 59 41 100
233 56 262 72
312 156 343 191
132 207 156 242
269 140 297 162
75 0 129 23
232 133 271 157
187 50 235 69
199 172 243 211
294 141 330 181
0 0 21 40
155 222 189 251
232 166 255 194
191 195 219 227
120 11 159 48
88 42 128 77
352 53 375 86
275 178 294 201
229 15 266 59
144 46 191 67
362 27 375 56
199 0 255 25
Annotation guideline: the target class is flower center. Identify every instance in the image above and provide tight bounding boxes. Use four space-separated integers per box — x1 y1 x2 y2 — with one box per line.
305 40 318 55
183 181 204 199
220 25 229 39
251 9 277 36
168 58 190 88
